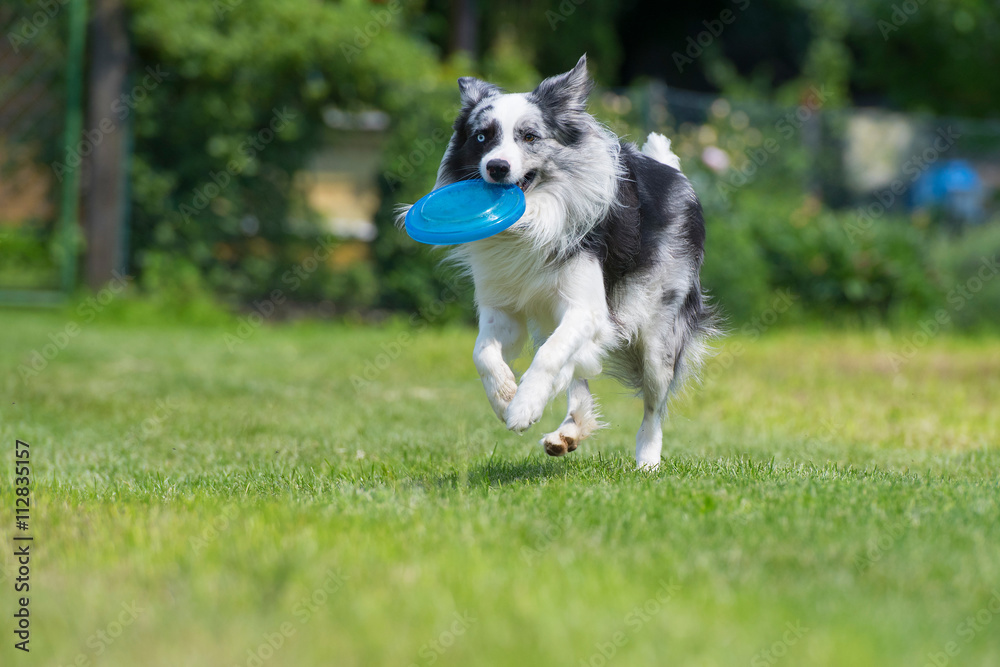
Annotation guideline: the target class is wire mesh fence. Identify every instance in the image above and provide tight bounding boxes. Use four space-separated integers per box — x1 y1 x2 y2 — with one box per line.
1 0 85 304
600 83 1000 226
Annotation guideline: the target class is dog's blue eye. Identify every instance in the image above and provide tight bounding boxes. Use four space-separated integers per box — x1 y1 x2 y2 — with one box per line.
477 133 485 143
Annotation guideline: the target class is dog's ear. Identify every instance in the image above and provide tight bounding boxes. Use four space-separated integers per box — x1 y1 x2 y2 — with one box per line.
531 54 593 112
458 77 501 108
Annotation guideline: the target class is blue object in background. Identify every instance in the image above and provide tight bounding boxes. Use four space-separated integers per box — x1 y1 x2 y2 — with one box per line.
911 159 984 223
405 179 526 245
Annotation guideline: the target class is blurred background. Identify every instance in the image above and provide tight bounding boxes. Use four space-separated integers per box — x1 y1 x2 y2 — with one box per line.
2 0 999 331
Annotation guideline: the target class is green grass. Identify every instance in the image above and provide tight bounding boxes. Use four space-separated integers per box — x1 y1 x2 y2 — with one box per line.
1 308 999 666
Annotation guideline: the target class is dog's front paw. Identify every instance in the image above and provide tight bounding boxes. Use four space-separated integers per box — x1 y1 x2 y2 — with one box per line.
505 389 546 434
482 370 518 423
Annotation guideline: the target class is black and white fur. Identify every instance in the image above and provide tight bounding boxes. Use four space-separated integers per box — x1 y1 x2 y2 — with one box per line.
407 55 714 469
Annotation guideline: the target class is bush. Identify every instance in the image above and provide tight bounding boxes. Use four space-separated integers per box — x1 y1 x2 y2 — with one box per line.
930 223 1000 331
125 0 446 311
369 75 475 322
726 192 941 323
116 1 963 331
0 224 59 289
699 209 775 327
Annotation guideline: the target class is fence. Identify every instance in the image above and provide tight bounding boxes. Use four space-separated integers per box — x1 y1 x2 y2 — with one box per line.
602 83 1000 224
0 0 86 305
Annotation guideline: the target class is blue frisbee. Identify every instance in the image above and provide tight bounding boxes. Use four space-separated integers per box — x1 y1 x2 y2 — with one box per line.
405 179 526 245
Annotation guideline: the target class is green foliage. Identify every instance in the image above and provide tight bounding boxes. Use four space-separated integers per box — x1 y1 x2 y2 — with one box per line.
368 74 469 319
799 2 852 107
417 0 627 83
707 190 942 324
771 211 938 321
843 0 1000 118
698 211 774 327
930 224 1000 331
125 0 444 309
0 224 59 288
479 0 626 82
114 251 235 325
112 0 997 332
704 0 1000 120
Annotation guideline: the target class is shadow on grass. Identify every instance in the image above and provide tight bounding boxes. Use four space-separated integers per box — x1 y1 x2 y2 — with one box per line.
466 454 569 487
461 449 656 486
429 448 919 491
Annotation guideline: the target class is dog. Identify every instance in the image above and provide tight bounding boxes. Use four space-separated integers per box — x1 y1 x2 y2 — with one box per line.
408 55 715 469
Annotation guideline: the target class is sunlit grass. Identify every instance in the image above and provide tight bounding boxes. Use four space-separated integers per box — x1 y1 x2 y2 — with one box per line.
1 310 998 666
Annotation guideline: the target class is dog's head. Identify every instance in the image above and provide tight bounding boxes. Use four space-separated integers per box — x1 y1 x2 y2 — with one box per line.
437 55 597 194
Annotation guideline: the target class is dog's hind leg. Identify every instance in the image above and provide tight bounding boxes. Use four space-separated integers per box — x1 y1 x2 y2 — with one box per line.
635 397 665 470
540 378 600 457
634 325 682 470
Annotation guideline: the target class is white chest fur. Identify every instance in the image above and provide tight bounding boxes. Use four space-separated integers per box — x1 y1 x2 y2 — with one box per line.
463 235 566 317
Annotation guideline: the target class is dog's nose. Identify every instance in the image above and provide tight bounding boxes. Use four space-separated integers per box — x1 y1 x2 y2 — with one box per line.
486 159 510 181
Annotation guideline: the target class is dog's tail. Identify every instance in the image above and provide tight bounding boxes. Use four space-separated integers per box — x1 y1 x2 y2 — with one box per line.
640 132 682 171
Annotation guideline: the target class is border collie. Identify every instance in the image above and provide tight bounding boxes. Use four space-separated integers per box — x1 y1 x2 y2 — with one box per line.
407 55 715 469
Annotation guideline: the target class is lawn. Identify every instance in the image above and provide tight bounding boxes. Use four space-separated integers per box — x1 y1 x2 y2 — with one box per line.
1 308 999 667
